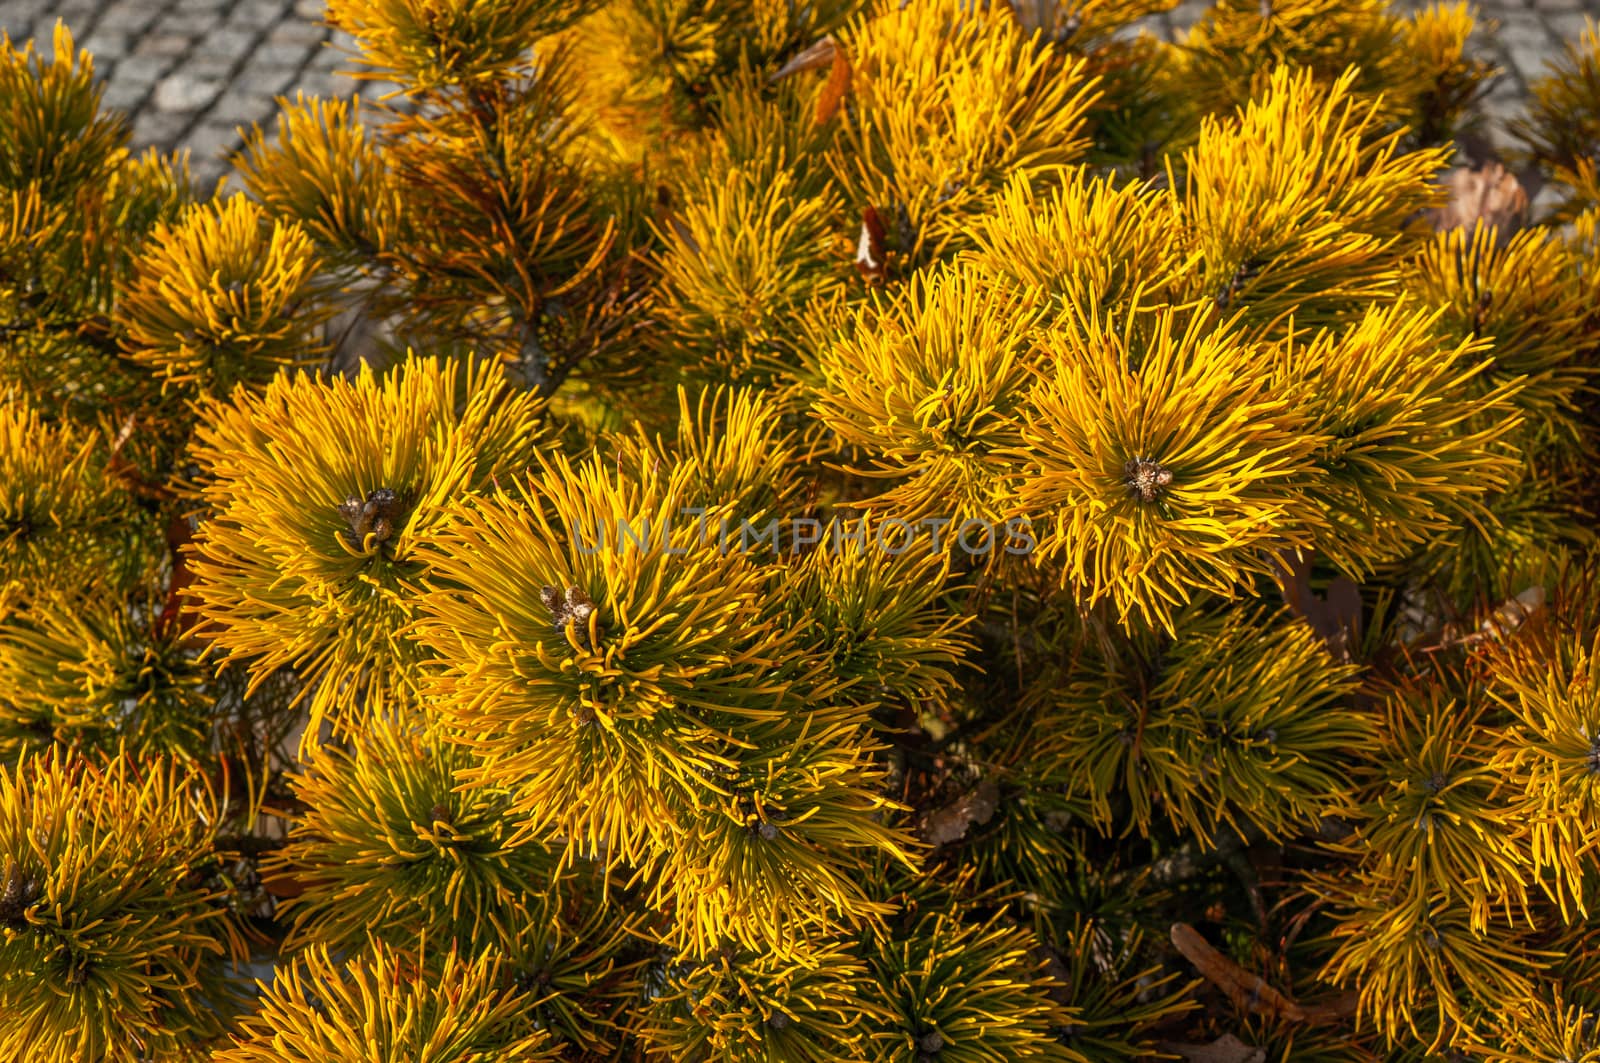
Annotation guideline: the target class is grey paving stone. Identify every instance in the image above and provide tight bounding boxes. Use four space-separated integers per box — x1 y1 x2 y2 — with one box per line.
1531 179 1564 222
3 0 1591 214
190 159 230 196
0 2 38 34
233 57 301 95
1169 0 1210 35
135 33 194 58
357 78 404 100
184 52 244 79
290 67 347 98
47 1 98 30
265 20 325 47
100 73 153 112
201 27 258 64
94 0 161 34
244 40 319 68
1545 12 1595 43
304 45 350 74
224 0 292 30
185 119 245 163
154 71 225 112
114 52 177 85
1481 64 1526 98
208 86 278 126
130 107 189 148
1481 93 1531 130
1505 44 1562 84
155 9 220 36
325 28 360 52
1501 8 1564 43
79 29 130 59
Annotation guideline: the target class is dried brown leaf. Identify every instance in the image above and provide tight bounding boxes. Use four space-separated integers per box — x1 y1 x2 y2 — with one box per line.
855 205 888 284
815 45 853 126
771 35 837 82
922 780 1000 846
1427 161 1529 239
261 869 309 900
1157 1034 1267 1063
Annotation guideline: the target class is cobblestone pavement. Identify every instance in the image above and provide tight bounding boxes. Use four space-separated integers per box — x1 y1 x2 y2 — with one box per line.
0 0 1598 193
0 0 396 191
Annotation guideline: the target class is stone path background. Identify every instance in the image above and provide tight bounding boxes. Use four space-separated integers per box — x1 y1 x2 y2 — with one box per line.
0 0 1597 193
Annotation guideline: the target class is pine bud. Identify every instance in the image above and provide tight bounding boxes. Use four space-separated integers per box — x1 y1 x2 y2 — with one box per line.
1123 457 1174 503
539 584 597 632
0 864 40 930
338 488 403 548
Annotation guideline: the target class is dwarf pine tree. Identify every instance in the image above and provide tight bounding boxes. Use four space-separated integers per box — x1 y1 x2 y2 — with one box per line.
2 1 1600 1059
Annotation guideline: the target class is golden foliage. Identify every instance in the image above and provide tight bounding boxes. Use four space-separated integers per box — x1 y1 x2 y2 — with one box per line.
183 355 546 730
0 748 245 1063
828 0 1101 264
3 1 1600 1058
215 941 562 1061
117 194 335 394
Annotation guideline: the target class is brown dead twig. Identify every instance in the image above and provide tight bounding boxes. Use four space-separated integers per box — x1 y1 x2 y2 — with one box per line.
1169 922 1357 1025
1271 551 1362 661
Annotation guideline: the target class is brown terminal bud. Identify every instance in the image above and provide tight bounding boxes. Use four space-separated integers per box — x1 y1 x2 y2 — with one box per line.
539 584 597 633
338 487 404 549
1123 457 1174 502
0 864 41 930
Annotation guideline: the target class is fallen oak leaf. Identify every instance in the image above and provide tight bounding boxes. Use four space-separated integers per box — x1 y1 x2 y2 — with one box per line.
1423 583 1547 653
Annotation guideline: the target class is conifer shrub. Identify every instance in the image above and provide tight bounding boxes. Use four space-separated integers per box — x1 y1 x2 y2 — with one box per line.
2 1 1600 1059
